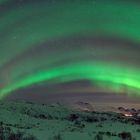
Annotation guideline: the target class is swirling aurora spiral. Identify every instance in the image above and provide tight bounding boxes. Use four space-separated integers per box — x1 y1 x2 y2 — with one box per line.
0 0 140 99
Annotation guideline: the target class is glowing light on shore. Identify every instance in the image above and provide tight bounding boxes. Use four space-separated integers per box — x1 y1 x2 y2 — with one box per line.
124 113 133 117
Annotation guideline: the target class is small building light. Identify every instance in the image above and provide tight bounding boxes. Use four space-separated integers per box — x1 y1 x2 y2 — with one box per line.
124 113 133 117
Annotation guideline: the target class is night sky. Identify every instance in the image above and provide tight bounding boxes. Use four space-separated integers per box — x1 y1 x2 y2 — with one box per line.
0 0 140 105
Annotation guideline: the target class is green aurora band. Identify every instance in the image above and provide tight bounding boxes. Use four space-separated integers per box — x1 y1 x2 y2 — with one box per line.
0 0 140 99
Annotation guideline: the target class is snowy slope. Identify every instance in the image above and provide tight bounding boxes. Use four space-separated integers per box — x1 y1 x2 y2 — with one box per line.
0 101 140 140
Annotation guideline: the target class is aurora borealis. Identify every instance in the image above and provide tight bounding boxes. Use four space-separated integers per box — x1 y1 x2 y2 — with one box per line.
1 0 140 100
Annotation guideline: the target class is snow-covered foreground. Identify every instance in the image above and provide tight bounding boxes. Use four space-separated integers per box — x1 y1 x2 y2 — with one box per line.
0 101 140 140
